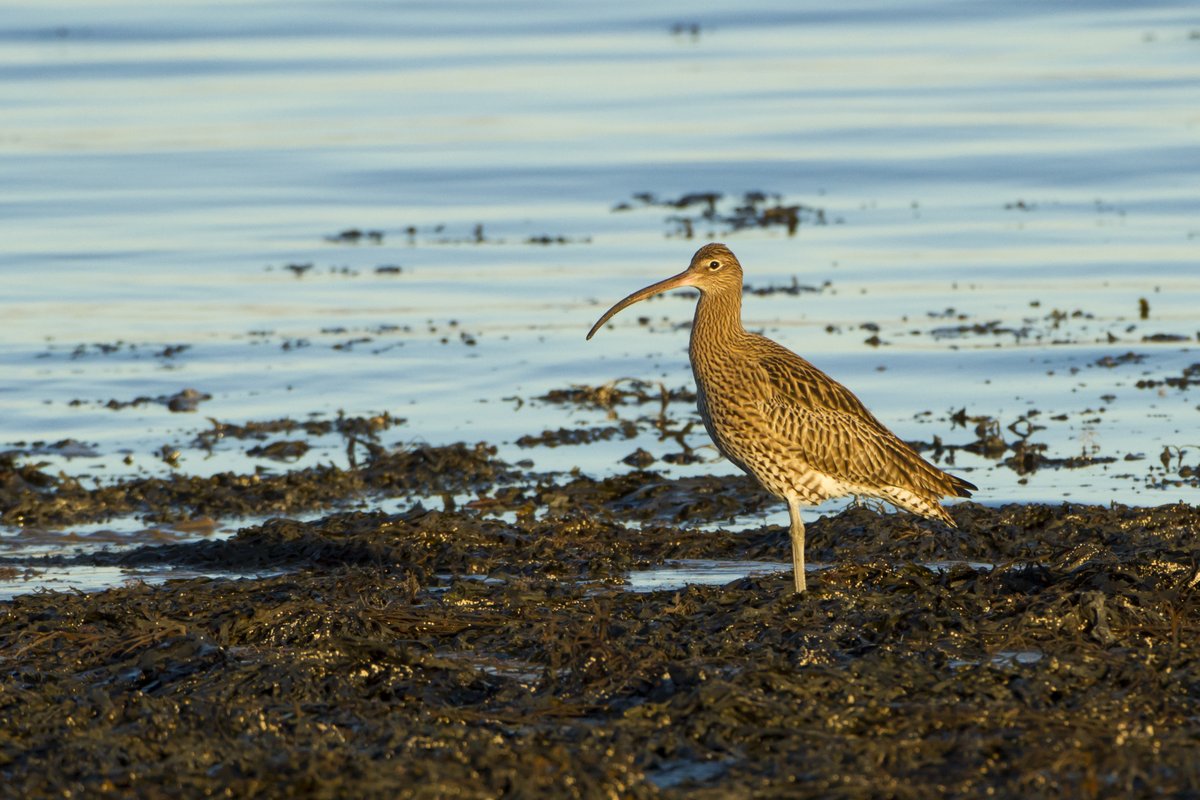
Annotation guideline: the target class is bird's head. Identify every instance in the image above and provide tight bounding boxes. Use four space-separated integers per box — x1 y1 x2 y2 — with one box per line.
586 242 744 339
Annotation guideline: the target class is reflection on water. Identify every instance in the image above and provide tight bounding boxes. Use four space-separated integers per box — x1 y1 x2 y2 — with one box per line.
2 0 1199 584
949 650 1044 671
0 564 284 601
624 559 798 592
923 560 996 573
623 558 1004 593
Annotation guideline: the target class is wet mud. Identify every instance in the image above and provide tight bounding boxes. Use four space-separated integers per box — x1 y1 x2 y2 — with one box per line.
3 427 1200 796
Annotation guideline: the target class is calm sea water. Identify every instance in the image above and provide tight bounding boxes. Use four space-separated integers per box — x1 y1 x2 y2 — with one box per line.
2 1 1199 583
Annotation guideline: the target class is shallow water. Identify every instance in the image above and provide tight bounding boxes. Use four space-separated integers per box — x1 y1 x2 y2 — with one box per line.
0 563 282 601
3 1 1199 574
623 559 796 592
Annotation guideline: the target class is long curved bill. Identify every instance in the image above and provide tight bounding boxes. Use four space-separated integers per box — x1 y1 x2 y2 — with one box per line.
586 270 695 340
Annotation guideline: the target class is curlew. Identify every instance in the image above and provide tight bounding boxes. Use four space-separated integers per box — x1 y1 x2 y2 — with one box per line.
586 242 976 593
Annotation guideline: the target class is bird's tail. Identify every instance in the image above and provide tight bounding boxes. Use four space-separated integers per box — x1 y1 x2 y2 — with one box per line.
878 472 974 528
948 473 977 498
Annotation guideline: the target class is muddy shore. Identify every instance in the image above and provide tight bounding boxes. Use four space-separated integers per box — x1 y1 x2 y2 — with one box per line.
2 437 1198 797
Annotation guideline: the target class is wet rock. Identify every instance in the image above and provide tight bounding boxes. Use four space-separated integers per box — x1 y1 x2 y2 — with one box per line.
99 388 213 413
963 417 1008 459
622 448 656 468
1093 351 1146 368
155 344 190 359
166 388 210 413
246 440 310 461
325 228 383 244
525 235 589 245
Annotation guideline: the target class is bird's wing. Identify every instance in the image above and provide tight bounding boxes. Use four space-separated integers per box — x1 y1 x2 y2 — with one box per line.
748 341 959 496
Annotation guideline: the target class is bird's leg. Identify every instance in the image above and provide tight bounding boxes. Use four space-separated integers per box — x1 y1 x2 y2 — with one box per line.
787 498 806 593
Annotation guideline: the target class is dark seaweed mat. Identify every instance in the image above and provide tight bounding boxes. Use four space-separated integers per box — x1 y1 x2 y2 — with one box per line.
3 501 1199 798
0 443 513 528
0 443 779 532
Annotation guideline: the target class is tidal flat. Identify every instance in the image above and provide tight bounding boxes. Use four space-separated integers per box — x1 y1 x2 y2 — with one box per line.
3 434 1200 796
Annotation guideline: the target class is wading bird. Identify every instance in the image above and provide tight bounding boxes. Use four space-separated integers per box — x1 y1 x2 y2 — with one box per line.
587 243 976 592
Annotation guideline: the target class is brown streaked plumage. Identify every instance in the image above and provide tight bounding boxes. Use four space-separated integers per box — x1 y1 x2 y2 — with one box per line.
587 242 976 593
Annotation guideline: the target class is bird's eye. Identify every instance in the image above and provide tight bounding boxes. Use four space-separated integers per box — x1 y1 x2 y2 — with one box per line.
708 260 720 270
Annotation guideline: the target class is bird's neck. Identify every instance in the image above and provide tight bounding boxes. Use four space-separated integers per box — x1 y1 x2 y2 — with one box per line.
690 288 745 349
